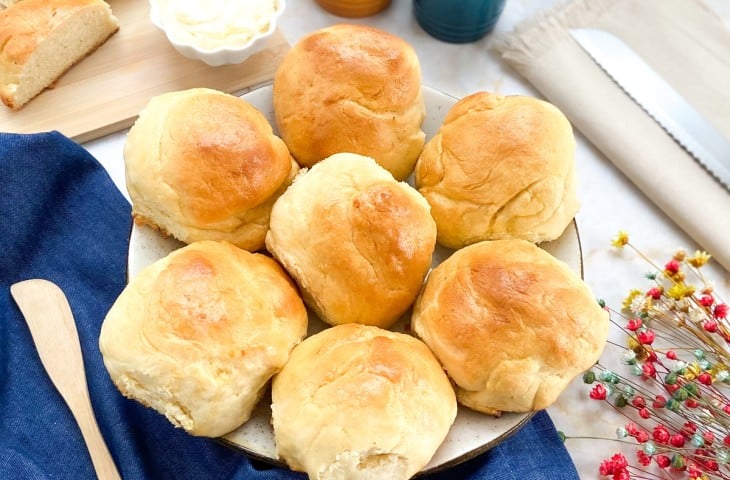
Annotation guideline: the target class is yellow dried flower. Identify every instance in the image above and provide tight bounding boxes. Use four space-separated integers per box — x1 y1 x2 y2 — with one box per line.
711 363 729 378
673 249 687 261
627 336 652 361
683 362 701 381
611 230 629 248
623 289 642 310
667 283 695 300
689 250 711 268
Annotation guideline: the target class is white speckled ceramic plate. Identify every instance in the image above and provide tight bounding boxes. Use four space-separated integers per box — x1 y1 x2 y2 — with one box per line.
127 84 583 475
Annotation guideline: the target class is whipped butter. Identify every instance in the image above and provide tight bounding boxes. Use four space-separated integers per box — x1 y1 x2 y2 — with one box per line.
160 0 280 50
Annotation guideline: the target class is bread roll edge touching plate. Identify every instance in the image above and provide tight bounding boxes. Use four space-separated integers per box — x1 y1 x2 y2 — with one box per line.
124 87 299 252
271 323 457 480
414 91 579 249
412 239 608 415
100 240 308 437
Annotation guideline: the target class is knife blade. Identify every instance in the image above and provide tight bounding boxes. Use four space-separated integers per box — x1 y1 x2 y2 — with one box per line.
569 28 730 192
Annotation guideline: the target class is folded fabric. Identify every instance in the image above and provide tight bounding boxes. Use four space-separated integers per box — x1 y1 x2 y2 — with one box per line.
495 0 730 270
0 131 579 479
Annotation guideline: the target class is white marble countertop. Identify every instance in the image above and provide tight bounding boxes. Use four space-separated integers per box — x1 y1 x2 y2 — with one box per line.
85 1 730 477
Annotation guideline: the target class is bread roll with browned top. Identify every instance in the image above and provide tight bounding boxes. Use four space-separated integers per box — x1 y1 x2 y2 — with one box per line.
412 239 608 415
414 92 579 249
272 323 457 480
265 152 436 329
273 24 425 180
99 241 308 437
124 88 298 251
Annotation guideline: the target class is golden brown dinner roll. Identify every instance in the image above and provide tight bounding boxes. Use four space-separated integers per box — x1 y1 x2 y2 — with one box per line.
265 152 436 329
272 24 425 180
414 91 579 249
124 88 298 251
272 323 456 480
99 241 308 437
411 239 608 415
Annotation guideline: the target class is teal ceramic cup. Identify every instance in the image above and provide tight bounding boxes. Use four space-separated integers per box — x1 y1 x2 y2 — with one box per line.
414 0 507 43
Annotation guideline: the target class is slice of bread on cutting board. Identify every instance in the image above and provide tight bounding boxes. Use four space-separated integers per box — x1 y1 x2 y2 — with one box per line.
0 0 119 110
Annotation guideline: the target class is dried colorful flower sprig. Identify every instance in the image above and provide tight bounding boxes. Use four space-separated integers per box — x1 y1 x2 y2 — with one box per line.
565 231 729 480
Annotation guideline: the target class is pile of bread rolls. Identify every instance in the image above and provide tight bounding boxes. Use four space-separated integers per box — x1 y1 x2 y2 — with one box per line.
99 23 608 480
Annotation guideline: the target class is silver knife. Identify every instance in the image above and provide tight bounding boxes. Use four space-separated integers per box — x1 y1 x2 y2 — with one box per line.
569 28 730 192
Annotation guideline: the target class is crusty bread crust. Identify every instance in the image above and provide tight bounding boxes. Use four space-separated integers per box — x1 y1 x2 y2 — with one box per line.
272 323 456 480
100 241 308 437
414 92 579 248
265 152 437 329
412 239 609 414
124 88 299 251
273 24 426 181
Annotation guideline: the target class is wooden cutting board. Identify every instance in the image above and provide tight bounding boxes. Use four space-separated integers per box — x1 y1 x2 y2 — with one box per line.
0 0 290 143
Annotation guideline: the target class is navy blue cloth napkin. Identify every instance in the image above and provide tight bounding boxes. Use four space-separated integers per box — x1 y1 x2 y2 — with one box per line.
0 131 579 480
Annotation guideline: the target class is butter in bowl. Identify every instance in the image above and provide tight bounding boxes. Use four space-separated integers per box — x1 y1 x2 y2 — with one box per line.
149 0 285 66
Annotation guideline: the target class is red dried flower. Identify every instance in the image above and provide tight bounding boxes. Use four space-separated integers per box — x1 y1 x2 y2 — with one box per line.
724 435 730 447
631 397 645 408
694 448 710 460
590 384 607 400
653 425 670 444
611 453 629 469
599 453 630 477
636 430 650 443
642 363 656 378
703 320 718 332
666 350 678 360
687 458 707 478
626 318 642 331
614 471 630 480
705 459 719 471
714 303 728 319
665 259 680 274
685 398 699 408
653 395 667 408
670 434 686 447
638 330 655 345
626 422 639 436
665 383 680 394
682 422 697 437
599 459 613 476
637 450 651 466
647 287 662 299
703 431 715 445
699 295 714 307
638 407 651 419
697 372 712 385
655 455 671 468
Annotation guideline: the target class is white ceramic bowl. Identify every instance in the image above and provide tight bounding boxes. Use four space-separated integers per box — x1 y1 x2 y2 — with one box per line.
149 0 285 67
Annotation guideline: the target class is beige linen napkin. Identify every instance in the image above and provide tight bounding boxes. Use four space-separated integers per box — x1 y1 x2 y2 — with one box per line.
496 0 730 270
